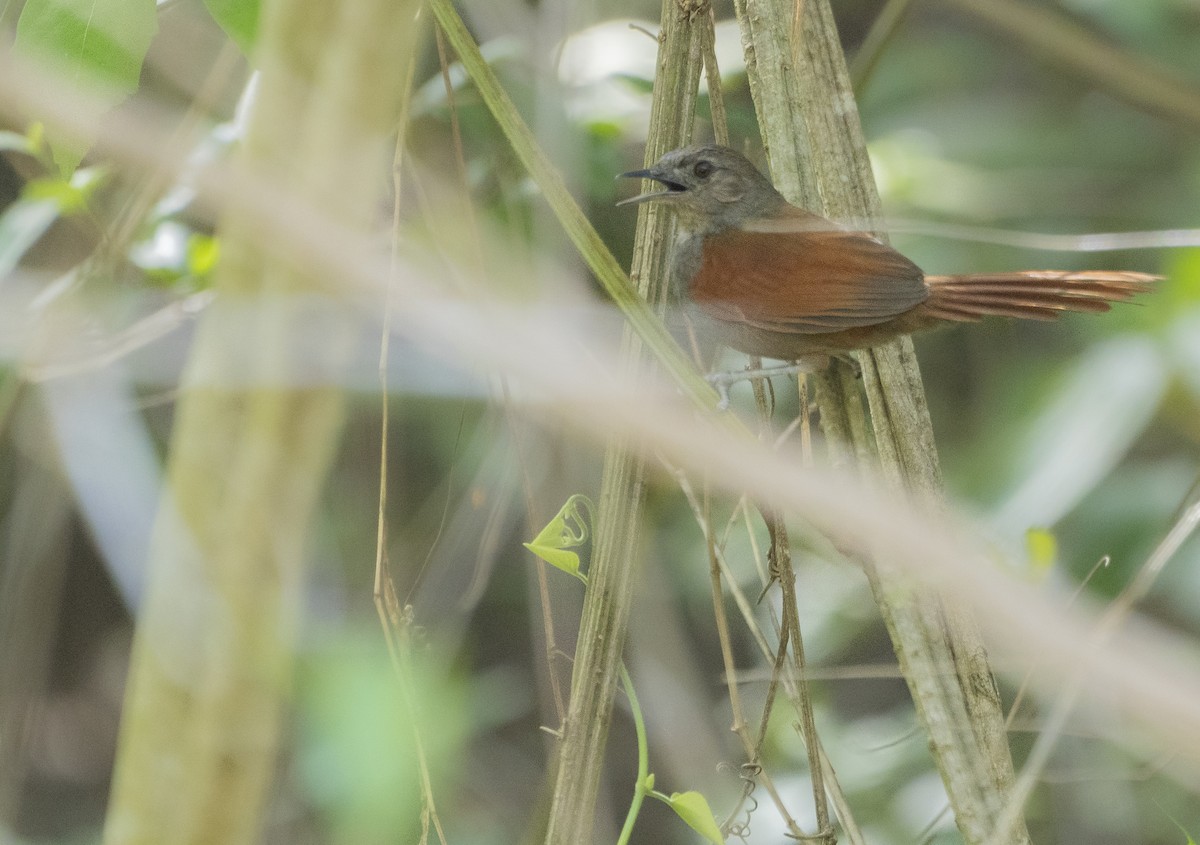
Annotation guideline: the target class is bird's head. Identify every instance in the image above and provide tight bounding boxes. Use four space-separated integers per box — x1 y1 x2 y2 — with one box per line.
618 145 785 232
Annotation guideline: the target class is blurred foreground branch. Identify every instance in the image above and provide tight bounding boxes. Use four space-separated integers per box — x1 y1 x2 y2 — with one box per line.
3 19 1200 842
100 1 418 842
427 0 719 412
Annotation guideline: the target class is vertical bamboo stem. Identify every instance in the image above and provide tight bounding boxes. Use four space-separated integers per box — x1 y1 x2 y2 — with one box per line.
731 0 1030 840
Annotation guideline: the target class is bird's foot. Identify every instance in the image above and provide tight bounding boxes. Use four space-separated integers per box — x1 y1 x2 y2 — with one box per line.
706 361 823 410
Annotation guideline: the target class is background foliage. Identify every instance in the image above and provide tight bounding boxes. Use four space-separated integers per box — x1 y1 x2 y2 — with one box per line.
0 0 1198 843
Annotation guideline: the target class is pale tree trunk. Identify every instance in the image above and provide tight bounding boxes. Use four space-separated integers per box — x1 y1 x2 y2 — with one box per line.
101 1 418 842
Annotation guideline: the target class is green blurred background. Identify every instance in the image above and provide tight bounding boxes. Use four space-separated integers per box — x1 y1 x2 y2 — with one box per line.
1 0 1198 843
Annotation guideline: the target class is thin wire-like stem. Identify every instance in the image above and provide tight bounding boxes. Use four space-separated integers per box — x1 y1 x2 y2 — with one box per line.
373 11 446 843
938 0 1200 132
614 666 650 845
701 479 806 838
377 600 450 845
671 462 865 845
746 344 831 839
374 5 422 614
701 14 832 829
987 483 1200 845
431 14 568 727
769 515 833 841
699 6 729 148
500 381 567 723
849 0 916 92
1004 554 1110 730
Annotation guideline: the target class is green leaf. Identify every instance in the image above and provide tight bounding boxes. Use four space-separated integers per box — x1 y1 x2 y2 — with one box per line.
0 165 108 278
522 541 584 580
202 0 260 55
297 632 469 841
992 338 1167 537
614 72 655 94
187 233 221 277
522 494 594 583
1023 527 1057 582
24 165 109 210
14 0 158 174
665 791 725 845
24 122 58 172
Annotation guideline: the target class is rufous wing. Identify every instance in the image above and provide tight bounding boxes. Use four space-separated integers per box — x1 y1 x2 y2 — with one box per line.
690 210 929 334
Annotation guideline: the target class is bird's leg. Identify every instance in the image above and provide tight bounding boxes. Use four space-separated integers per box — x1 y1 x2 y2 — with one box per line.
705 358 827 410
831 352 862 379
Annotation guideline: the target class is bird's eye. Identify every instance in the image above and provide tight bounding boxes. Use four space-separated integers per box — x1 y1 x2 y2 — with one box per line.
693 160 714 178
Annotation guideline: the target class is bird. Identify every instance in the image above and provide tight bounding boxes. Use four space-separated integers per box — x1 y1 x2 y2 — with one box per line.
618 145 1158 363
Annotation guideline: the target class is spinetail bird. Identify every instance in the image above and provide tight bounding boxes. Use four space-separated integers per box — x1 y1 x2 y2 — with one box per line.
619 145 1158 361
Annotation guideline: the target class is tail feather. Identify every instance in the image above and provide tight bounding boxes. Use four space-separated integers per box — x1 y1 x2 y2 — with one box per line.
923 271 1158 323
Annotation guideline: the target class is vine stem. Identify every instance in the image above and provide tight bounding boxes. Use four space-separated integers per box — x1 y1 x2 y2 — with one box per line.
615 662 651 845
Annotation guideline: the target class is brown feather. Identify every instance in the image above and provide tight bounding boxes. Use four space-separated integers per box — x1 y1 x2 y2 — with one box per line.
922 271 1157 323
691 210 929 335
624 145 1160 359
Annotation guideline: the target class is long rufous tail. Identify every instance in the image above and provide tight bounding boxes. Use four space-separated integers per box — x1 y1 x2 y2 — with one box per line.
922 271 1159 322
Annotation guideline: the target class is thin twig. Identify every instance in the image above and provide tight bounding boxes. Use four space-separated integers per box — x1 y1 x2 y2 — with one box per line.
699 476 807 838
502 393 568 723
699 5 729 147
1004 554 1110 729
433 15 567 725
766 512 833 841
987 481 1200 845
374 8 422 617
938 0 1200 133
671 461 865 845
849 0 917 93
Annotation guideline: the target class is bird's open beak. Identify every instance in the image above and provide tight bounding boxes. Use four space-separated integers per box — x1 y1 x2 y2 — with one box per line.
616 169 686 206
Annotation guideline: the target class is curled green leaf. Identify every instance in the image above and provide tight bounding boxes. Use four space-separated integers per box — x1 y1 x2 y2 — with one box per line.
665 791 724 845
522 494 595 583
